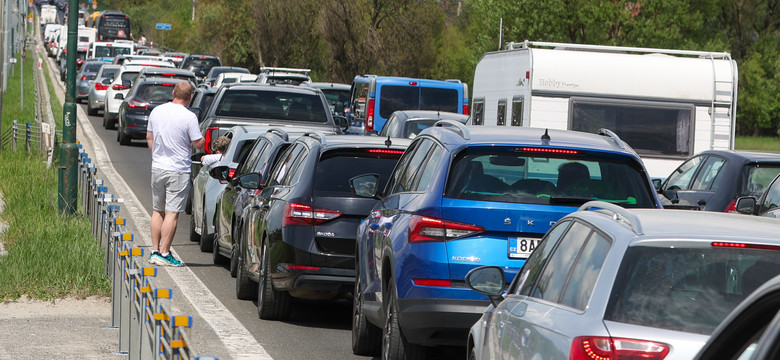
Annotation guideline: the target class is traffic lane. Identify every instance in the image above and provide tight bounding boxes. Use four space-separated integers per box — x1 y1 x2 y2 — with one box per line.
80 104 371 360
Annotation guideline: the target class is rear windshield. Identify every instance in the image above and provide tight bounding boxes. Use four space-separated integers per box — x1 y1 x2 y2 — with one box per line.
742 164 780 197
443 146 655 208
314 149 404 197
83 63 103 73
120 71 139 87
215 89 328 122
321 89 350 112
266 76 309 86
605 246 780 335
183 58 221 69
136 84 176 102
101 68 119 80
379 85 459 118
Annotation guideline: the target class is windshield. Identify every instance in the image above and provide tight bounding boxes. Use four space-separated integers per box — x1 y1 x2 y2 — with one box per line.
215 89 328 122
605 246 780 335
443 146 655 208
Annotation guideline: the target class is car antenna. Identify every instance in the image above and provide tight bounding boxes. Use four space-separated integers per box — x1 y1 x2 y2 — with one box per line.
385 135 392 148
541 129 551 145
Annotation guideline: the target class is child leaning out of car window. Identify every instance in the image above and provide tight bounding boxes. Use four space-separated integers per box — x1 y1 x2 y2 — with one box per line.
201 136 231 167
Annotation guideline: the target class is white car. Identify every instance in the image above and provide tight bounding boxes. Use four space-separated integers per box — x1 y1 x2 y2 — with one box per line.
212 72 258 89
102 60 176 129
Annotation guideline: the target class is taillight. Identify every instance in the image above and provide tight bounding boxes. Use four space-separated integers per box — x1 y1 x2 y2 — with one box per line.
520 147 580 155
712 242 780 251
570 336 669 360
80 76 87 81
112 84 128 90
366 98 375 132
127 99 148 109
95 82 108 90
367 149 405 155
408 215 484 242
282 203 341 227
412 279 451 287
723 199 737 213
204 127 219 154
227 168 236 179
462 104 470 115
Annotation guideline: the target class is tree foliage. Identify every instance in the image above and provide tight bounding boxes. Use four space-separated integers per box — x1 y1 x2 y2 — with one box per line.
108 0 780 136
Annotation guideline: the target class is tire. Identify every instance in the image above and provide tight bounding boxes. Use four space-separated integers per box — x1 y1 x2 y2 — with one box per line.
103 110 115 130
382 282 426 360
212 218 229 265
199 207 213 252
257 239 291 320
185 185 192 215
235 246 258 300
87 105 98 116
118 128 131 145
229 221 241 278
352 264 381 356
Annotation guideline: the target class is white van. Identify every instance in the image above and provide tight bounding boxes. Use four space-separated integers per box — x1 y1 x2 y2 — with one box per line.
471 40 738 178
89 41 134 59
77 27 97 47
41 5 57 25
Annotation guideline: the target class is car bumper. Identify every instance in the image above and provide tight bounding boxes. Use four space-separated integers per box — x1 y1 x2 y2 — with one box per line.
88 92 105 109
397 297 488 347
122 113 150 139
270 266 355 295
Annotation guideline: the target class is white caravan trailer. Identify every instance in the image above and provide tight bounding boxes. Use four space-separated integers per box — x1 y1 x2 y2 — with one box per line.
470 41 738 178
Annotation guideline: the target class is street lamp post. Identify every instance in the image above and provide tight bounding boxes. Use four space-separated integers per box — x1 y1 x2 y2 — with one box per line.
57 0 79 214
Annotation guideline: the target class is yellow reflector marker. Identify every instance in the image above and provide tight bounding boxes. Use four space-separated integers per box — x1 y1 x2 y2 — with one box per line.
121 233 133 241
155 288 171 299
130 248 143 256
173 315 192 327
119 250 128 256
142 267 158 277
170 340 186 348
153 313 170 321
140 286 151 293
115 218 126 225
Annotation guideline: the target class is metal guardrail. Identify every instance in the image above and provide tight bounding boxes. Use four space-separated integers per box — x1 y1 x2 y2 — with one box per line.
76 139 218 359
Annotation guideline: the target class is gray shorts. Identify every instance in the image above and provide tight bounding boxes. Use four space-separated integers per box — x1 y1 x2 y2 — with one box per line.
151 168 190 213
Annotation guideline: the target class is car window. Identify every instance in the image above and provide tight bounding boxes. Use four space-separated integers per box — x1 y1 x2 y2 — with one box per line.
413 143 444 192
443 146 655 208
314 149 404 197
391 140 433 194
238 139 270 176
119 71 139 87
760 177 780 214
404 119 437 139
285 147 309 186
690 156 726 191
605 245 780 335
419 87 459 113
743 164 780 197
136 83 176 102
560 231 611 310
215 90 328 122
514 220 572 296
385 140 421 196
270 144 303 187
530 222 591 302
664 155 703 190
379 114 399 137
380 86 419 119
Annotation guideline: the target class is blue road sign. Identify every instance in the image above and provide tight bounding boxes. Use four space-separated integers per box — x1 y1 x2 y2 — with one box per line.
155 23 171 30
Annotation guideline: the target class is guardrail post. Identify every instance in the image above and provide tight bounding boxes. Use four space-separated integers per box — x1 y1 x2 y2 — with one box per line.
134 267 158 360
12 120 17 152
26 122 32 153
91 185 107 238
171 315 193 360
120 246 145 354
153 288 173 360
111 233 133 328
107 222 127 276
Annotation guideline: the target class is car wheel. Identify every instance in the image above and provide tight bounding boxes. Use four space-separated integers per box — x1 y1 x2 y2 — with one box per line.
235 245 257 300
189 213 199 242
103 110 114 130
468 345 477 360
199 206 213 252
352 263 381 356
257 239 291 320
383 282 425 360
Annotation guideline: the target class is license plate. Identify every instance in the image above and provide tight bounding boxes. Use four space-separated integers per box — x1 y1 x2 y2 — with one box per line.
508 237 541 259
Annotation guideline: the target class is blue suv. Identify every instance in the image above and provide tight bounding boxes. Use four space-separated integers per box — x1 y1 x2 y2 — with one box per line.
349 121 662 358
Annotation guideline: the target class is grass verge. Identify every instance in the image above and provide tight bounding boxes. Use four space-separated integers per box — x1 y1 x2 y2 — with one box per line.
735 136 780 152
0 50 110 301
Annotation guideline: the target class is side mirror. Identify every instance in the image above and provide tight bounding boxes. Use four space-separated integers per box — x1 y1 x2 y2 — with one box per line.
334 101 345 114
350 173 380 199
237 173 262 190
465 266 507 307
736 196 756 215
102 78 112 85
114 93 124 100
191 152 206 162
652 178 663 192
334 115 349 133
208 165 230 181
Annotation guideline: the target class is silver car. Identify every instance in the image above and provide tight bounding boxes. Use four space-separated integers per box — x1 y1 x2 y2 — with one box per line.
87 64 120 116
466 201 780 360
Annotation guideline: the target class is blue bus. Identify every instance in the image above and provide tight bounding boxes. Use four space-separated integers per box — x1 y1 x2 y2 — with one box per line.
347 75 469 134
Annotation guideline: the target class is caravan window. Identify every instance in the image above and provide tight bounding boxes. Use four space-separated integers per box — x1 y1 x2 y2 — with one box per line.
497 99 507 126
472 99 484 125
511 96 523 126
569 98 693 158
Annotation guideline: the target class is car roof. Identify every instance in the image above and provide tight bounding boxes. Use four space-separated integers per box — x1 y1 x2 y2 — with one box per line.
300 134 411 150
573 203 780 244
139 67 195 76
420 125 639 157
394 110 469 122
701 149 780 163
221 83 322 95
309 82 350 91
134 77 188 85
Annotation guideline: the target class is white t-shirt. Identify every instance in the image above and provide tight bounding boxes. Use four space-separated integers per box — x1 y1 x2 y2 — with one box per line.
201 153 223 167
148 102 202 172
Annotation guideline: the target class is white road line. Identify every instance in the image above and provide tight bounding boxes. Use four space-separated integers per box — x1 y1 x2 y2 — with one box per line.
73 94 272 360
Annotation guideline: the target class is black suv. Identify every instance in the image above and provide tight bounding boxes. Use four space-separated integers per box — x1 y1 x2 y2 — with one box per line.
238 134 410 320
179 54 222 83
116 77 189 145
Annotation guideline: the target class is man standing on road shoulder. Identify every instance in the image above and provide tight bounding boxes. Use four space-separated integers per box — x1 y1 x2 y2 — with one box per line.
146 82 205 267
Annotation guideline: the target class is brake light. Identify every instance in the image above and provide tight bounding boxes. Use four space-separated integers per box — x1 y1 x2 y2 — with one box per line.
80 76 87 81
462 104 470 115
161 83 175 87
227 168 236 179
712 242 780 251
723 199 737 213
162 73 176 76
366 98 375 132
520 147 580 155
282 203 342 227
95 82 108 90
204 127 219 154
412 279 451 287
367 149 405 155
284 264 321 271
127 99 148 109
409 82 418 86
112 84 128 90
570 336 669 360
408 215 484 242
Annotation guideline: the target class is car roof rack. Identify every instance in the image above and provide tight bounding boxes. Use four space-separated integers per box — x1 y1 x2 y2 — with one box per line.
259 67 311 75
597 128 627 150
303 131 327 144
266 128 289 141
578 201 643 235
433 119 470 140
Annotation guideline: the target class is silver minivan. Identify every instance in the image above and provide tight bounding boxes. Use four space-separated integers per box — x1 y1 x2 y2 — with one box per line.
467 201 780 360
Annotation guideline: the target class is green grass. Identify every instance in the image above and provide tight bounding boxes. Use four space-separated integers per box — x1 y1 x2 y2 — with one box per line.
40 51 63 129
735 136 780 152
0 50 110 301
